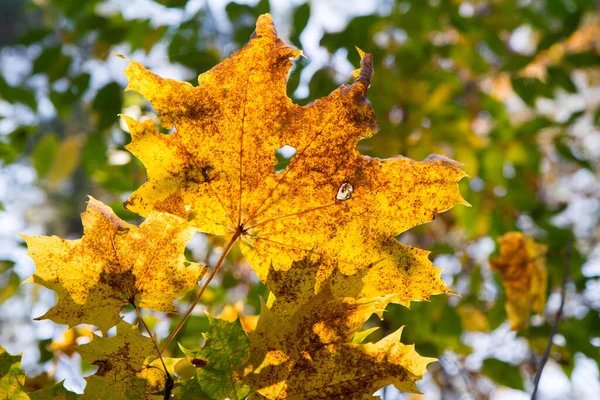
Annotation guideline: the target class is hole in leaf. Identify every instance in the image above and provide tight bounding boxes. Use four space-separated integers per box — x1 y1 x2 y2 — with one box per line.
274 145 297 174
336 182 353 201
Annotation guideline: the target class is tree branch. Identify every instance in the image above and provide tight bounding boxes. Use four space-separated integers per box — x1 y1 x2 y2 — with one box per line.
531 238 570 400
160 229 242 354
131 302 174 400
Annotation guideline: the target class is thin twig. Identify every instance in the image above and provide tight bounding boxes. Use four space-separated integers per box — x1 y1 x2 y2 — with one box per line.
160 229 243 354
531 238 570 400
131 302 174 400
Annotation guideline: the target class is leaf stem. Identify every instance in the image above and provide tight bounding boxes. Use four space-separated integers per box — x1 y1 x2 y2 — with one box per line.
160 229 243 355
531 238 570 400
131 302 174 400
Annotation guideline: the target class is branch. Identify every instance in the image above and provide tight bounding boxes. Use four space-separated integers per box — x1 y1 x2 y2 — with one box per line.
131 302 174 400
531 238 570 400
160 229 242 354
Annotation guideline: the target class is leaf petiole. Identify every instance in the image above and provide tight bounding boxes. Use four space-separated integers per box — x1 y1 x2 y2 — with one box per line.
130 300 174 400
160 228 243 355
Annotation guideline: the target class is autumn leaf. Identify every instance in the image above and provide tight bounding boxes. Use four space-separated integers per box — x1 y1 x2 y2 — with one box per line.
245 257 435 398
77 320 175 399
216 302 259 333
21 197 207 332
176 316 251 399
490 232 548 330
0 346 28 399
1 347 79 399
49 326 94 358
122 13 468 308
29 382 80 400
456 305 489 333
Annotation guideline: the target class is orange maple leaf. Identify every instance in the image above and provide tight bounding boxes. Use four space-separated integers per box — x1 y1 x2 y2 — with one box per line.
121 14 468 308
491 232 548 330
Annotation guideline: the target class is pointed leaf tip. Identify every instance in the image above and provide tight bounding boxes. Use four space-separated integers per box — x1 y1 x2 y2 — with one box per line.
254 14 277 38
355 46 367 59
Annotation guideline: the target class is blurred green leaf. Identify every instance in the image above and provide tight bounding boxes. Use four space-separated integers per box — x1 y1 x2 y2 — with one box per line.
482 358 524 390
32 46 72 83
17 27 52 45
0 76 37 112
31 134 59 179
564 52 600 67
154 0 188 8
290 3 310 47
92 82 122 130
29 381 80 399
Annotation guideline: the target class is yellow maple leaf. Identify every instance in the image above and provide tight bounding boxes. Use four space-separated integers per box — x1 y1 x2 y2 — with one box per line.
21 197 207 332
49 326 94 357
77 321 176 399
456 305 489 332
217 301 259 333
246 257 435 398
121 14 467 308
490 232 548 330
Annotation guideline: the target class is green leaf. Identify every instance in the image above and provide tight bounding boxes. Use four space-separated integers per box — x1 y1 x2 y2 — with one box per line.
32 134 59 179
152 0 187 7
562 312 600 365
0 76 37 112
564 52 600 68
547 67 577 93
511 77 553 107
0 272 22 303
30 381 80 400
351 327 379 344
92 82 122 130
179 316 250 400
554 134 593 170
32 46 72 83
290 3 310 46
173 376 211 400
481 358 524 390
17 27 53 45
0 346 28 399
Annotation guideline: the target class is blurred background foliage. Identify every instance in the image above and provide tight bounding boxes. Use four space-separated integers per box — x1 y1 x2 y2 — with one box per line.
0 0 599 398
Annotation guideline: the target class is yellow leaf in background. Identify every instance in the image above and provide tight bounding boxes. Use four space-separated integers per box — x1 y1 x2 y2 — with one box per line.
49 326 94 357
122 14 468 311
521 14 600 80
47 135 83 189
21 197 207 333
424 84 453 110
490 232 548 330
217 302 258 333
457 305 489 332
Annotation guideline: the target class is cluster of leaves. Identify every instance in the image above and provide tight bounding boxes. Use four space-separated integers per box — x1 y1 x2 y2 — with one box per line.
13 14 470 399
1 0 599 398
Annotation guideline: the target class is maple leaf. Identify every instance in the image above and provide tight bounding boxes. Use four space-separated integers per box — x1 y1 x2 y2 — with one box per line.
21 197 207 332
0 346 27 399
77 320 173 399
175 316 251 399
0 347 79 400
245 258 435 398
490 232 548 330
121 14 468 307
